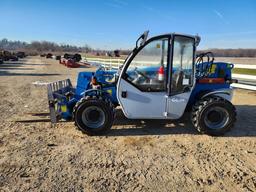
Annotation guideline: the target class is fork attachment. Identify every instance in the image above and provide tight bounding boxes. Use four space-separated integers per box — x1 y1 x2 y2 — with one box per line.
47 79 73 123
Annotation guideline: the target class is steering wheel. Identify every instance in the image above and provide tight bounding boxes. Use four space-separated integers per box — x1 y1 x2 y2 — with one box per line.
134 68 150 81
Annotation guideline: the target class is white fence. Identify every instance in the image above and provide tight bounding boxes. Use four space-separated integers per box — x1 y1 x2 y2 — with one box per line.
232 64 256 90
85 57 124 69
84 57 256 91
231 83 256 91
233 64 256 69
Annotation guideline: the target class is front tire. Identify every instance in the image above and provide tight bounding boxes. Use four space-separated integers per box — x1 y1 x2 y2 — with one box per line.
191 96 236 136
73 97 114 135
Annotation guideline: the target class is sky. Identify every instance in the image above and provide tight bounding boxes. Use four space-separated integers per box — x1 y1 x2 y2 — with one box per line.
0 0 256 50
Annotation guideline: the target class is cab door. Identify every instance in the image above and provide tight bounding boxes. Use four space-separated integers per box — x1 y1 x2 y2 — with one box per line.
166 35 196 119
117 37 170 119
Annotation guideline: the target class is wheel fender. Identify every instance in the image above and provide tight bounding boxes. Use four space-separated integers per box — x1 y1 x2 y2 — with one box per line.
201 88 233 101
83 89 113 101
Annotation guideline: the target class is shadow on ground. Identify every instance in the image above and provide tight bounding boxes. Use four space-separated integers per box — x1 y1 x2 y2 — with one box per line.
0 67 35 70
1 62 50 67
15 105 256 137
0 61 56 76
106 105 256 137
0 71 60 76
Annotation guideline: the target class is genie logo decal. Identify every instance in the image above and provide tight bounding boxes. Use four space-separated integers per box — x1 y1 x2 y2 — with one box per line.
171 97 186 103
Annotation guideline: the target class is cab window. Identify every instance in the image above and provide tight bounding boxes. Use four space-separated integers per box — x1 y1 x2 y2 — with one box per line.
125 38 168 92
171 36 194 95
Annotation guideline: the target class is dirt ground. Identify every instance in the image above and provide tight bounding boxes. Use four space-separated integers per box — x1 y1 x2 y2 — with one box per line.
0 57 255 192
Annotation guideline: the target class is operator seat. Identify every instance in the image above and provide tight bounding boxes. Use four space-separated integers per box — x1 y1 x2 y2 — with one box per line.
173 70 184 92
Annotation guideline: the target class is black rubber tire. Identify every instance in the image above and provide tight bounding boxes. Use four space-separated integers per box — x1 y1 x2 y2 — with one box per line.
73 54 81 62
56 55 61 60
191 96 236 136
73 96 115 135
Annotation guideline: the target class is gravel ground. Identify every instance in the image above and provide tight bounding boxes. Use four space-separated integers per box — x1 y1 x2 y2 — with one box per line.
0 57 255 191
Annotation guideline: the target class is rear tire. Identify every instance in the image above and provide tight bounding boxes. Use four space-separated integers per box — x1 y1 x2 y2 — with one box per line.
73 97 114 135
191 96 236 136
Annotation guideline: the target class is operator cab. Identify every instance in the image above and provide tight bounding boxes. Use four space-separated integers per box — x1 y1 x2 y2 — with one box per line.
117 31 200 119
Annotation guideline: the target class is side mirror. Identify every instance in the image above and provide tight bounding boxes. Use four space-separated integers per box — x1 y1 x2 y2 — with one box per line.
195 35 201 47
136 30 149 48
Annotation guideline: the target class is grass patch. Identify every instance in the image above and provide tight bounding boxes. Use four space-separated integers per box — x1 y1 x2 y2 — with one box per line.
233 68 256 75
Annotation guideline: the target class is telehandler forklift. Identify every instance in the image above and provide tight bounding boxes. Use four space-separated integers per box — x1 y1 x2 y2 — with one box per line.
48 31 237 136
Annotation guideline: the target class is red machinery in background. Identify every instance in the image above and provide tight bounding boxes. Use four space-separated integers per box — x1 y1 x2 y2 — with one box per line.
59 53 81 68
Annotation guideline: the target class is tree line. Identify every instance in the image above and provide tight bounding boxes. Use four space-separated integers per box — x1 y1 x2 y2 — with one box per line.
1 38 256 57
198 48 256 57
0 38 92 54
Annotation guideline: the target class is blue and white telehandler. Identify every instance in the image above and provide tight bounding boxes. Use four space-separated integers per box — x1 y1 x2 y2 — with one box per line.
48 31 237 136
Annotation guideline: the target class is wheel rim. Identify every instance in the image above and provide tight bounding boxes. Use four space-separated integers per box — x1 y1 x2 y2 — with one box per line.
81 106 105 129
204 106 229 129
